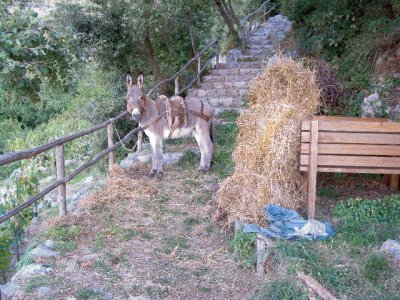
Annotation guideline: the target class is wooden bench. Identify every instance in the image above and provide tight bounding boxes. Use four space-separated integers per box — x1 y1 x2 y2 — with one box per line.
300 116 400 218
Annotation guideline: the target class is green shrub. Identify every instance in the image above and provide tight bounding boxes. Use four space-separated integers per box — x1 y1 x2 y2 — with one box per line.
363 253 391 282
334 195 400 224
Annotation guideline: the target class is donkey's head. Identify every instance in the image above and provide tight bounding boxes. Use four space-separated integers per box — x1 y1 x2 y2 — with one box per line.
125 72 145 122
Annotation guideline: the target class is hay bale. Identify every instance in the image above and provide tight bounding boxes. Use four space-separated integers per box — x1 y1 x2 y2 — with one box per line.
216 57 320 223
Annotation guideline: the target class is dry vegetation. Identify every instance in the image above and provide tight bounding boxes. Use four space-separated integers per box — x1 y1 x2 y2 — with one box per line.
216 57 320 223
24 164 267 299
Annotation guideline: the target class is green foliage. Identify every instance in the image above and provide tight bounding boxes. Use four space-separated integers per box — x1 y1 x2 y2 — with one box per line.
232 229 256 261
177 150 199 169
0 163 40 274
334 195 400 224
317 185 340 198
363 253 391 282
212 123 239 178
0 2 76 102
43 224 81 242
215 109 240 122
253 280 308 300
24 275 50 293
280 0 400 114
75 287 104 300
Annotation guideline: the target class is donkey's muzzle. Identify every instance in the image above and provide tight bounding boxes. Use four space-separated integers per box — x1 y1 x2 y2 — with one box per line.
131 108 141 122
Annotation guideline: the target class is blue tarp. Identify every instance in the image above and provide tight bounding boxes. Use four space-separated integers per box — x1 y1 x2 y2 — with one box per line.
243 204 335 240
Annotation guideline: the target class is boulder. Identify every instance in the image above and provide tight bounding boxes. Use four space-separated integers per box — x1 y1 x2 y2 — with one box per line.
381 240 400 260
12 264 52 281
361 92 383 118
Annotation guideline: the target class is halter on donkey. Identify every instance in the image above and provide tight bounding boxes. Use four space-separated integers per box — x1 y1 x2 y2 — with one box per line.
125 73 214 179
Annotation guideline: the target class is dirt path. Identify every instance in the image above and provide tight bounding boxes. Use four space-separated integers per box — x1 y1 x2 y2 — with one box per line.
26 163 264 299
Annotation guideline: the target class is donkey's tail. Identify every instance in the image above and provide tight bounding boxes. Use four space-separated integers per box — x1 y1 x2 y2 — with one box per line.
209 116 215 144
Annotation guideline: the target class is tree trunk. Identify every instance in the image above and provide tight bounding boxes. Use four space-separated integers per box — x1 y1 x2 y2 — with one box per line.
143 29 167 94
213 0 238 38
226 0 245 52
186 11 197 57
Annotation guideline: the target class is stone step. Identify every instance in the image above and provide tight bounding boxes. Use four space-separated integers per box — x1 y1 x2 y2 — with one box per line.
218 61 263 69
246 44 273 51
187 86 248 98
200 80 249 89
237 55 266 62
211 67 262 76
243 49 275 58
203 73 257 83
186 96 244 108
248 36 269 45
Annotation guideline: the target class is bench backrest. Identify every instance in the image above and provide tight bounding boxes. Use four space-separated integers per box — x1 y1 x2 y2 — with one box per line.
300 116 400 174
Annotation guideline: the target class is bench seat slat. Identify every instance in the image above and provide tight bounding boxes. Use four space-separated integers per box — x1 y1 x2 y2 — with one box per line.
300 143 400 156
301 132 400 145
300 166 400 174
302 120 400 133
301 154 400 168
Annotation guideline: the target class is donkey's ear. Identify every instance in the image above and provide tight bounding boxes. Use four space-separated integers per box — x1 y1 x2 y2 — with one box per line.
125 72 133 89
137 73 144 89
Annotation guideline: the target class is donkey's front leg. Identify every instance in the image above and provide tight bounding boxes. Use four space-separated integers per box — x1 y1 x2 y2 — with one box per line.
149 135 164 179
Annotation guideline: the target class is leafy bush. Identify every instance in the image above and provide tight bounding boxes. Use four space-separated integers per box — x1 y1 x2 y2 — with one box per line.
232 229 256 267
334 195 400 224
280 0 400 115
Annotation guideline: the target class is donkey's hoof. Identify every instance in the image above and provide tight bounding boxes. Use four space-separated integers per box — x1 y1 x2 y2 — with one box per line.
155 171 164 180
198 167 210 173
149 170 157 177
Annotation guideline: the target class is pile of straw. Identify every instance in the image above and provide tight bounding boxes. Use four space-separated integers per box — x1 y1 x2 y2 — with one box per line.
216 57 320 223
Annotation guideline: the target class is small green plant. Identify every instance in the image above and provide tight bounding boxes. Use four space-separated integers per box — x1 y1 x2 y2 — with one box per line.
318 185 340 198
24 275 50 293
232 229 256 267
215 109 240 122
253 280 308 300
363 253 390 282
334 195 400 224
183 217 201 231
177 150 198 169
92 260 120 282
75 287 104 300
44 224 81 242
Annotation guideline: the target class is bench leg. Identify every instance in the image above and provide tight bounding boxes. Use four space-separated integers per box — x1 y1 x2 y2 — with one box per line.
390 174 399 193
307 120 319 219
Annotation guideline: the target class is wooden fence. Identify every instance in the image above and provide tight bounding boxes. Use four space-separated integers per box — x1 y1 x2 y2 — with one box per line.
0 0 276 224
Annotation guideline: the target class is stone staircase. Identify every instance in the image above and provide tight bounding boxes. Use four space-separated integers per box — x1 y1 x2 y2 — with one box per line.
186 14 292 115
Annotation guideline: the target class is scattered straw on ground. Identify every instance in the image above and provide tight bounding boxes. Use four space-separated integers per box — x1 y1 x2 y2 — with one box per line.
216 57 320 223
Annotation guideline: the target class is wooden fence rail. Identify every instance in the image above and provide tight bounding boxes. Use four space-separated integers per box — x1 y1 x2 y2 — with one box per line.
0 125 141 224
0 110 129 167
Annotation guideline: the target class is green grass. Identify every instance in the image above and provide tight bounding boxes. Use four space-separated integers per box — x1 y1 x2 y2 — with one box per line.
211 123 238 179
183 217 201 231
177 150 198 169
364 253 391 283
24 275 51 293
53 241 78 254
318 185 340 198
267 195 400 298
75 287 104 300
215 109 240 122
92 260 120 282
41 224 81 242
253 280 308 300
161 236 189 254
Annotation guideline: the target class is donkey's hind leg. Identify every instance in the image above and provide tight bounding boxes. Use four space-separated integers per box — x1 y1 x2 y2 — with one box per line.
193 125 213 172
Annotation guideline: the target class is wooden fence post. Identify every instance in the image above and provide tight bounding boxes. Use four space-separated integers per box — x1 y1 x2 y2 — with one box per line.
107 123 114 172
56 145 67 216
216 52 220 69
174 76 179 95
197 56 201 85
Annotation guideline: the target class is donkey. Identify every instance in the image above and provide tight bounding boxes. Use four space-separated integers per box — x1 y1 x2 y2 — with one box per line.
125 73 214 178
